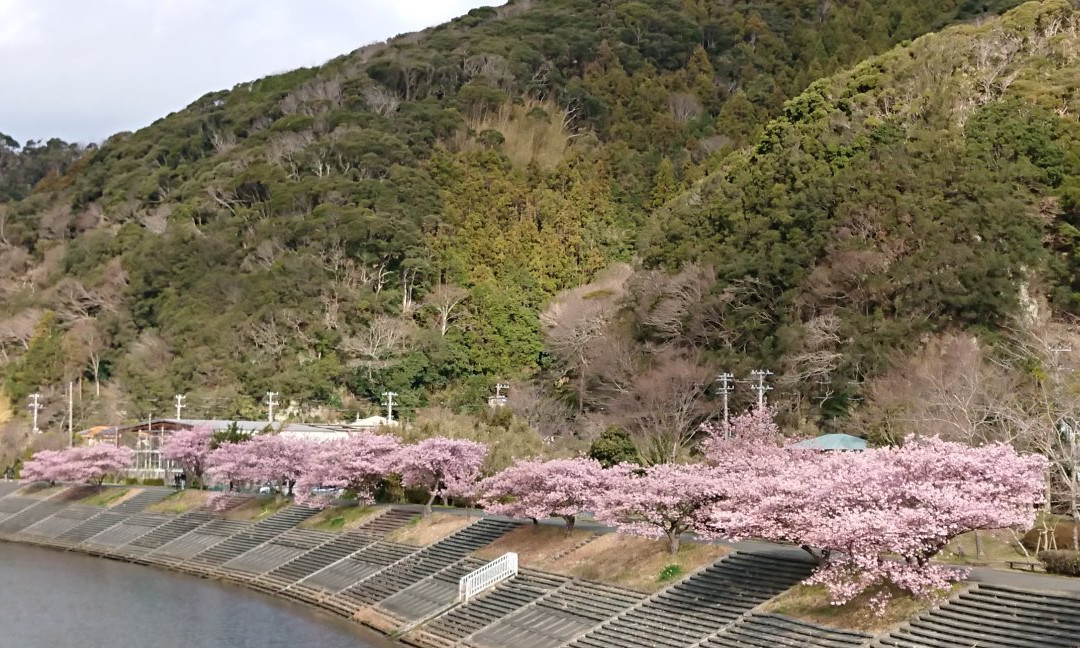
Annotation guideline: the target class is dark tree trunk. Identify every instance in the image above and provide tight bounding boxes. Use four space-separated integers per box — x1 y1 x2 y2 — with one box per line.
667 530 680 555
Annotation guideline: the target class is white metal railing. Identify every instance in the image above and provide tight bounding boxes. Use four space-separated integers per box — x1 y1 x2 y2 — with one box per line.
458 552 518 603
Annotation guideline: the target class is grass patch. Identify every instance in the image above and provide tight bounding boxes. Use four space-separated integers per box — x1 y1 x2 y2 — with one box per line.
300 505 381 532
475 524 597 564
224 495 290 521
79 487 138 507
385 512 472 546
480 528 728 592
761 583 959 633
658 564 683 582
148 489 212 514
935 529 1032 566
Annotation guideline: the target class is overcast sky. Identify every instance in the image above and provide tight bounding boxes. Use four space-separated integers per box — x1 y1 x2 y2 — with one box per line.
0 0 493 145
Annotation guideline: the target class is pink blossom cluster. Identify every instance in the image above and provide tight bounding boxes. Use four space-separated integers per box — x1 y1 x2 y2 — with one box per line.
473 407 1046 611
205 434 315 495
396 437 488 514
161 425 213 485
21 445 134 485
478 457 606 531
707 434 1048 607
292 432 402 507
193 432 488 515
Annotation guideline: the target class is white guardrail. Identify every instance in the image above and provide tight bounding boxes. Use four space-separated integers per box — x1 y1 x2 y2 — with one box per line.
458 551 518 603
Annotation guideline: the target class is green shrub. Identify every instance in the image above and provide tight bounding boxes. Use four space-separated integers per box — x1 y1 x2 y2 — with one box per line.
124 477 140 485
658 564 683 582
142 478 165 486
1039 550 1080 575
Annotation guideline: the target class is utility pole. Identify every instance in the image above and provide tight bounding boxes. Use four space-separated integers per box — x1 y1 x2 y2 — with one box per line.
381 391 397 421
492 382 510 409
750 370 773 408
265 392 278 423
68 381 74 447
174 394 187 420
715 372 734 426
28 393 42 434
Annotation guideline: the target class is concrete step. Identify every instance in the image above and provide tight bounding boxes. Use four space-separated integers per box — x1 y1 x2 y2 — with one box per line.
115 511 213 558
261 530 379 591
874 584 1080 648
702 613 871 648
0 498 69 535
422 570 568 642
79 513 173 553
18 504 99 539
568 552 815 648
186 505 317 569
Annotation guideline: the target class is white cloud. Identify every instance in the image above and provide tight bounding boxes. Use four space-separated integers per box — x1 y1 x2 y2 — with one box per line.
0 0 496 144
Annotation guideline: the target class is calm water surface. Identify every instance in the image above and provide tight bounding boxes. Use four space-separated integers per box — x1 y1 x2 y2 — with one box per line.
0 541 396 647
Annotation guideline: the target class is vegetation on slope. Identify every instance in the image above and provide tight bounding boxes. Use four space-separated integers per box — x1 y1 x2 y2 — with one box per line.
640 0 1080 421
0 0 1019 436
0 0 1059 454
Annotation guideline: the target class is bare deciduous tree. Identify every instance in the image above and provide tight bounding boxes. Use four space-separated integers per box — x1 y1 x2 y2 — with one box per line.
425 284 468 336
853 333 1013 446
780 313 844 409
343 316 414 379
64 319 108 398
507 383 575 440
249 316 288 357
614 350 715 465
362 84 400 117
629 263 714 343
0 308 41 363
668 92 702 123
542 266 631 412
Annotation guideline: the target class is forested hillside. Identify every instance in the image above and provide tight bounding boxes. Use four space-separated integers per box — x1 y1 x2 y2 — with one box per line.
0 0 1069 455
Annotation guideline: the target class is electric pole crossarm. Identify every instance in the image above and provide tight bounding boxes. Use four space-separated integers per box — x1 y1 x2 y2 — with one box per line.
28 392 43 434
750 370 773 408
381 391 397 421
715 373 734 424
265 392 279 423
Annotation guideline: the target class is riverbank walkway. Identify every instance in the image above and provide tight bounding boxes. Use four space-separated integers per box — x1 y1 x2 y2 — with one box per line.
1 484 1078 647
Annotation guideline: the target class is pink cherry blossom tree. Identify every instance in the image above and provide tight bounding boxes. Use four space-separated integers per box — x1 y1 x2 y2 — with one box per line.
21 445 134 487
294 432 401 508
699 405 790 470
20 449 66 483
594 462 725 554
395 437 488 516
709 436 1047 608
75 445 135 486
161 425 214 488
478 457 605 533
205 434 314 495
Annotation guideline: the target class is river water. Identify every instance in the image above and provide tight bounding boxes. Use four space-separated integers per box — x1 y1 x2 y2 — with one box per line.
0 541 396 647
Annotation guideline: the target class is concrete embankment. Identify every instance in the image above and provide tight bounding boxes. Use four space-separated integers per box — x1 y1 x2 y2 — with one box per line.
3 482 1080 648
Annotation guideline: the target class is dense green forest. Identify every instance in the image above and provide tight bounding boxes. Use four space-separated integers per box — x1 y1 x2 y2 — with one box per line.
2 0 1078 461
